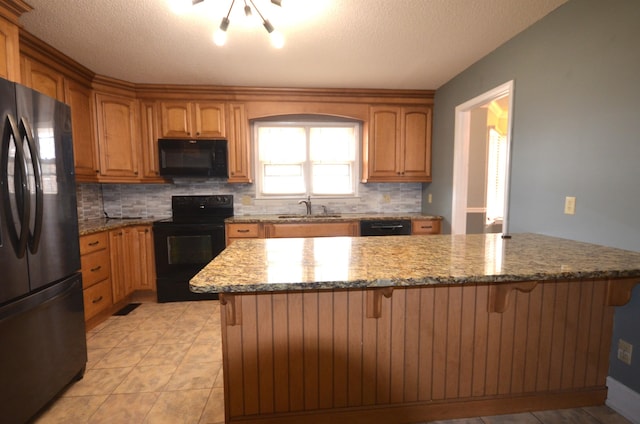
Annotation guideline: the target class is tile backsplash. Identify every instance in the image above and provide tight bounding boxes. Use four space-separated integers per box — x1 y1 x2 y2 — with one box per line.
76 180 422 221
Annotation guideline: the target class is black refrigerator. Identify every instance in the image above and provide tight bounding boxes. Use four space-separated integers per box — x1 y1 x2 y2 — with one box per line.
0 78 87 423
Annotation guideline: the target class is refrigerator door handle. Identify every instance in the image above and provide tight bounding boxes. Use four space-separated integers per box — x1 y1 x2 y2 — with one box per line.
1 114 31 258
19 117 43 254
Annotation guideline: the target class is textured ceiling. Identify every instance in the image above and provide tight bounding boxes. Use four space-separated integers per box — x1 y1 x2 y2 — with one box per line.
19 0 567 90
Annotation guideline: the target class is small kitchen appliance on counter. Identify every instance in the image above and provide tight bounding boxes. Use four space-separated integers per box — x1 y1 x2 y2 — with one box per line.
153 195 233 302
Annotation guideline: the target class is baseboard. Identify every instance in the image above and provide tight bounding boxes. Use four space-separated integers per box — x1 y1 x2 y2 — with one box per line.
606 377 640 424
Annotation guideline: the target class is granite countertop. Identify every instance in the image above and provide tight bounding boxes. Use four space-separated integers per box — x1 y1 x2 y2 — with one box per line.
78 217 161 236
190 233 640 294
225 213 443 224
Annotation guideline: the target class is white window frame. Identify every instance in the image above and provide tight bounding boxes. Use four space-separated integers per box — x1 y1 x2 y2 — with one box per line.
253 118 361 199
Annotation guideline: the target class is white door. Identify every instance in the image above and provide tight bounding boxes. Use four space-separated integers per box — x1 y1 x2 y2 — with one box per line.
451 81 514 235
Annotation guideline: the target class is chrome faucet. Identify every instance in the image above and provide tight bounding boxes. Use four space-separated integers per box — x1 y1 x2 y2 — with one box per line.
298 196 312 215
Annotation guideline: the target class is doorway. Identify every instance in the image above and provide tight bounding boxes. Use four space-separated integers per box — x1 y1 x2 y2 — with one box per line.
451 81 514 235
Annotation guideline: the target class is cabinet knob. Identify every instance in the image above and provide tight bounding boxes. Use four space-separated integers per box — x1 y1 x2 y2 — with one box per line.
92 295 103 304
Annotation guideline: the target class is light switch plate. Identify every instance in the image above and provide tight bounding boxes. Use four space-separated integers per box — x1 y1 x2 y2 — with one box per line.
564 196 576 215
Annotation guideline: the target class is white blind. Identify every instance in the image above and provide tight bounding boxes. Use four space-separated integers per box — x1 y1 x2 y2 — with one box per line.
486 128 507 224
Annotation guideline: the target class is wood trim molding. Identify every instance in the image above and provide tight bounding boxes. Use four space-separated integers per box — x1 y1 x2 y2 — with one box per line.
488 281 538 313
606 278 639 306
220 293 242 326
0 0 32 24
19 29 94 83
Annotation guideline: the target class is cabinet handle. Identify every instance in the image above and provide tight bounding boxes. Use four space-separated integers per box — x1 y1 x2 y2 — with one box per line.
90 265 102 272
88 241 100 246
92 295 103 304
421 225 433 229
237 229 250 233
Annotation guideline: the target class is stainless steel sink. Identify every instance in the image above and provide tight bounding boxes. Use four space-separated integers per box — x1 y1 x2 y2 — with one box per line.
277 214 342 219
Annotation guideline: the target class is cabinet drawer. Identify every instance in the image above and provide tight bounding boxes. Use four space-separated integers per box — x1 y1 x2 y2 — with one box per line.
83 279 113 321
81 248 110 288
80 232 109 255
411 219 441 235
227 223 260 238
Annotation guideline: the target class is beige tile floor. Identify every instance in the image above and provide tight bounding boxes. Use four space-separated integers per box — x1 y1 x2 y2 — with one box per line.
33 300 631 424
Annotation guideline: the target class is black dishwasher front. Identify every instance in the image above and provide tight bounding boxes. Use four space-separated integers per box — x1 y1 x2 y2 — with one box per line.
360 219 412 236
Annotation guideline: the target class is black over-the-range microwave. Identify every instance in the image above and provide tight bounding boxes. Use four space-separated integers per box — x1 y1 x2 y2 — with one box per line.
158 139 228 177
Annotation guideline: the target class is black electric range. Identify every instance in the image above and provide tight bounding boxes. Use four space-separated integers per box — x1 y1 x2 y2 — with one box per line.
153 195 233 302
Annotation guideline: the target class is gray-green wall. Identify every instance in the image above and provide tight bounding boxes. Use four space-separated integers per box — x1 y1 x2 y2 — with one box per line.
426 0 640 393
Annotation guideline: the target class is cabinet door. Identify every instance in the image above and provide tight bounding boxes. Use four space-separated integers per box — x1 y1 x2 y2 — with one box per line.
65 79 99 180
195 102 225 137
21 57 65 101
263 222 359 238
140 100 162 179
0 16 20 82
401 106 432 180
109 229 129 304
160 101 192 138
129 225 156 291
227 103 252 183
368 106 401 179
366 105 432 182
95 92 140 178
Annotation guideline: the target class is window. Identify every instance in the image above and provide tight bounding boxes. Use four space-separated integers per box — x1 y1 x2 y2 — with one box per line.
254 119 360 198
485 127 507 225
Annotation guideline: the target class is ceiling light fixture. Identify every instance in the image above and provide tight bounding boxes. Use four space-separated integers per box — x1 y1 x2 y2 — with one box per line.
193 0 285 49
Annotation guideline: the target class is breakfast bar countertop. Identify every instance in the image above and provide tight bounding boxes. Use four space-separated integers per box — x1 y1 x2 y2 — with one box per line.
190 232 640 294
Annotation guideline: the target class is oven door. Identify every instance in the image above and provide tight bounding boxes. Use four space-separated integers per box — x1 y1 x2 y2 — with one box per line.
153 222 225 301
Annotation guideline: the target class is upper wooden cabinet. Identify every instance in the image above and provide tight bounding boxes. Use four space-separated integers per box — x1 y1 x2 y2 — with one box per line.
21 56 64 100
159 101 225 139
140 100 163 180
226 103 251 183
95 92 140 179
1 1 32 82
65 79 99 180
365 105 432 182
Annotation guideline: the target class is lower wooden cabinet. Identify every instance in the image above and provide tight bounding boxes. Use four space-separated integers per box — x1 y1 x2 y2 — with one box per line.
79 232 112 321
109 224 156 304
79 224 156 326
263 221 359 238
82 279 113 321
226 222 261 246
226 218 441 247
411 218 441 235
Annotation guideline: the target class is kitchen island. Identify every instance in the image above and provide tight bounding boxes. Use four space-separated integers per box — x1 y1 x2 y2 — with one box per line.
191 233 640 424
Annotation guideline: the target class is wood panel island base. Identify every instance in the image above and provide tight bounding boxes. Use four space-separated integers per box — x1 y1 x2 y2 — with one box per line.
190 234 640 424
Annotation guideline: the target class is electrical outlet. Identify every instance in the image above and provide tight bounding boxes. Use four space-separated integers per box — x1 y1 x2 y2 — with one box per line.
428 193 433 204
564 196 576 215
382 194 391 204
241 195 252 206
618 339 633 365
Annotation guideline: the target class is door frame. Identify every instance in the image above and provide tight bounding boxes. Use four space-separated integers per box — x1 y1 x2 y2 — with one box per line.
451 80 514 235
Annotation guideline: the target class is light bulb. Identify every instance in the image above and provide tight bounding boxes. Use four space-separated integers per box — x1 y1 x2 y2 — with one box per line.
270 30 285 49
213 28 228 46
